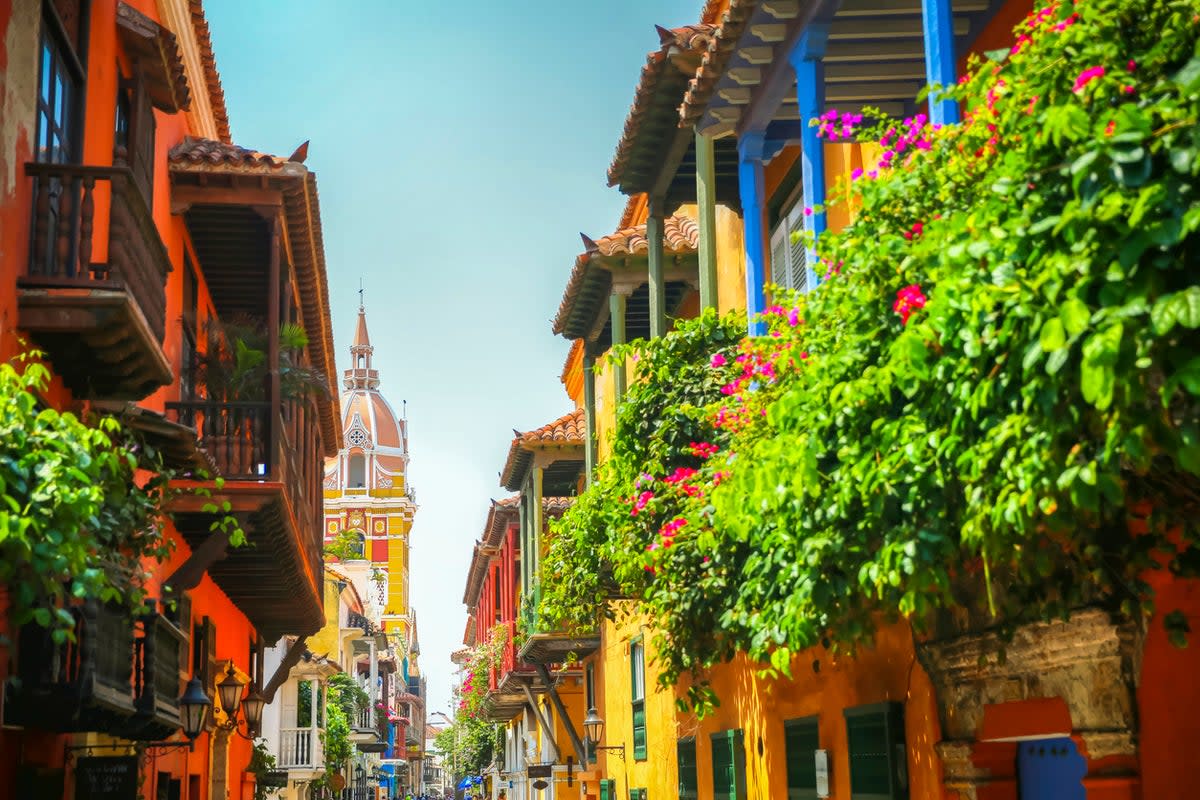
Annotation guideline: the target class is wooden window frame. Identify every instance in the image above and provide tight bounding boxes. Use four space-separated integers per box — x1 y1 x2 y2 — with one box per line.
844 701 908 800
784 715 820 800
677 736 699 800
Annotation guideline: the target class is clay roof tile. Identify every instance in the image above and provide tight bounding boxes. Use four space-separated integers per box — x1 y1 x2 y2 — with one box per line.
552 216 699 337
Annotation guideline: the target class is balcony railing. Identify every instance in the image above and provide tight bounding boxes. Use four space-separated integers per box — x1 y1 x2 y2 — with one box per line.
355 706 373 731
19 162 171 398
279 727 320 769
129 611 187 739
165 390 325 640
166 401 271 479
7 601 135 731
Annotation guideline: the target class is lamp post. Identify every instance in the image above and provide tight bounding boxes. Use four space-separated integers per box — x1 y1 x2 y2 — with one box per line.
214 662 267 739
582 707 625 763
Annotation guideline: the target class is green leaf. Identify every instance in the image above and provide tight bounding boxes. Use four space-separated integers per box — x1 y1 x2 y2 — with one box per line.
1151 288 1200 335
1060 299 1091 336
1040 318 1066 352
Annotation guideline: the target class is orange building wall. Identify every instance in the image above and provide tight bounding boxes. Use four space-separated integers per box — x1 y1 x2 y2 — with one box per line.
0 3 265 799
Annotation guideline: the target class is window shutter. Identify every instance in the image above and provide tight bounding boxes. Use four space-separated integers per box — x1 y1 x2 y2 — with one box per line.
784 717 820 800
769 225 789 290
631 638 646 760
787 206 809 294
677 738 699 800
845 703 908 800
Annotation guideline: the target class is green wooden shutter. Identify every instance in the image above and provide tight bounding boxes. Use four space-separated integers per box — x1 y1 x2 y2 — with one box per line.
784 717 820 800
600 778 610 800
631 638 646 760
845 702 908 800
628 789 647 800
710 729 746 800
677 738 699 800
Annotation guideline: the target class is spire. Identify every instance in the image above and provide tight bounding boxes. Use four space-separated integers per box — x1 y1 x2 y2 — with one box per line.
353 305 371 349
344 303 379 390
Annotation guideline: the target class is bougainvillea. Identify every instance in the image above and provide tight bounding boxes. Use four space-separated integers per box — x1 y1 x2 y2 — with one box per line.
540 0 1200 714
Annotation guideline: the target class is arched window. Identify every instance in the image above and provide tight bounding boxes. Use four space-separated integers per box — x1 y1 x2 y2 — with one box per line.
354 532 366 559
348 453 366 488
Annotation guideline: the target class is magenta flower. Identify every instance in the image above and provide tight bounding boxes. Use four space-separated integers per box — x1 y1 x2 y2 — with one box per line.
893 284 928 325
710 353 727 368
1073 66 1105 93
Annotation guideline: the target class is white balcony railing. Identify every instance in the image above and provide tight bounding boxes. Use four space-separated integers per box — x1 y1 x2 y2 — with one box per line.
356 706 373 731
279 727 320 769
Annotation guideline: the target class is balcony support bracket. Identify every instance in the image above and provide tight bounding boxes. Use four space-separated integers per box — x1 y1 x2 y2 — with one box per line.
520 681 560 763
535 664 589 767
164 529 232 593
264 635 309 702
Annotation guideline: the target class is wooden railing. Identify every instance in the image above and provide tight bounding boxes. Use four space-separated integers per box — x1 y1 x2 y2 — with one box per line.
166 401 271 478
281 393 323 581
279 727 319 769
24 162 170 342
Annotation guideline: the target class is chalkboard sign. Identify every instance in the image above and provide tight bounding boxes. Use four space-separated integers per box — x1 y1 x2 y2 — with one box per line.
75 756 138 800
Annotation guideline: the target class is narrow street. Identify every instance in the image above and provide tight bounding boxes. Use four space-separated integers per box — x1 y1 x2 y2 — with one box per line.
0 1 1198 800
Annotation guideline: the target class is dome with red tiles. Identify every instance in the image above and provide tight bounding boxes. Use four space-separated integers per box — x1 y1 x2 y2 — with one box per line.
324 306 408 491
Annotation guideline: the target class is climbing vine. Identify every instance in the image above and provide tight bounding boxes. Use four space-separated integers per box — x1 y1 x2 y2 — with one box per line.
539 0 1200 714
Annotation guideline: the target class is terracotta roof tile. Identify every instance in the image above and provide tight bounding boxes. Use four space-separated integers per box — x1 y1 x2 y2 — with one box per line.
484 495 575 548
499 409 585 490
115 3 191 113
608 24 717 189
465 495 576 608
187 0 231 143
553 216 699 337
679 0 759 129
168 136 291 170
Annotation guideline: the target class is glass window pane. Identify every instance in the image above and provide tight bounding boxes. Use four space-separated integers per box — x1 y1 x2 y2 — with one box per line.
297 680 313 727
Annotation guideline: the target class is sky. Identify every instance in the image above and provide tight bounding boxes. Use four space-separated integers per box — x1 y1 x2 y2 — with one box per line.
205 0 702 718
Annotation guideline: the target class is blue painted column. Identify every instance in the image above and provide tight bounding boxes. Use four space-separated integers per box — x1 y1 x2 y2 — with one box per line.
737 131 768 336
921 0 960 125
787 29 829 284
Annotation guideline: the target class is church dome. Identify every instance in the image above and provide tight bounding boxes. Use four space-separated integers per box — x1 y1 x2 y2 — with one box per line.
325 306 408 491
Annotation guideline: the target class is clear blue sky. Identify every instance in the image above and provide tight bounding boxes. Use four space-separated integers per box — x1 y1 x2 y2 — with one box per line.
206 0 701 718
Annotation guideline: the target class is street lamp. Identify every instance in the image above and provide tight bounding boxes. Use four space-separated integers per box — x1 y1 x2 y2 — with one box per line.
214 662 266 739
179 676 212 740
582 707 625 762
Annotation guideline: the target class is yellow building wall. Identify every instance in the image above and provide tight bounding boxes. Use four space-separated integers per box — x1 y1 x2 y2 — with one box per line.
306 576 345 658
584 141 945 799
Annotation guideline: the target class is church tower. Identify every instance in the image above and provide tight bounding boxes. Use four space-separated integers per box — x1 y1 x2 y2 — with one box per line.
324 304 418 648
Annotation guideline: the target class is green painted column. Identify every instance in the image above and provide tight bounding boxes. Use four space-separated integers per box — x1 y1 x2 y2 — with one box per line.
695 130 719 311
583 352 597 485
610 290 628 405
531 465 544 629
647 197 666 338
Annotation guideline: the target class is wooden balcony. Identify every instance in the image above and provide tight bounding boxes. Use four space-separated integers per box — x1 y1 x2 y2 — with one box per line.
18 162 172 399
166 394 326 641
2 600 186 736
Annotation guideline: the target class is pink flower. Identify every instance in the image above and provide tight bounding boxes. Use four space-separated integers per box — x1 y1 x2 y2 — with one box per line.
665 467 698 485
710 353 727 368
1127 59 1137 72
1123 85 1136 95
1073 66 1105 93
1026 95 1039 115
630 490 654 517
893 284 928 325
787 308 802 327
688 441 719 459
1105 119 1116 136
851 167 864 181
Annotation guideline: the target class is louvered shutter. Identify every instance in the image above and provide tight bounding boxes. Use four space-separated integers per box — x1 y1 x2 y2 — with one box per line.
787 205 809 294
845 703 908 800
785 717 820 800
769 224 790 290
